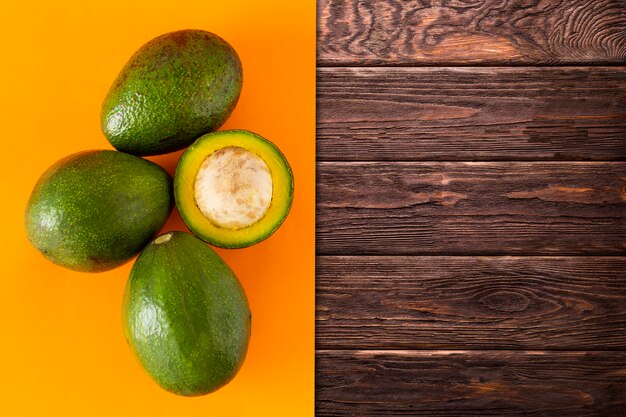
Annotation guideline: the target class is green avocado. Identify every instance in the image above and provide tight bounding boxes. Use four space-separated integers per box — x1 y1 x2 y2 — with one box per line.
175 130 293 248
25 150 173 272
122 231 251 396
101 29 243 156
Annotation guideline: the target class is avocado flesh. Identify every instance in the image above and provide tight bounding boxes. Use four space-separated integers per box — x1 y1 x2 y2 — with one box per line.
175 130 293 248
122 231 251 396
101 29 243 156
25 150 173 272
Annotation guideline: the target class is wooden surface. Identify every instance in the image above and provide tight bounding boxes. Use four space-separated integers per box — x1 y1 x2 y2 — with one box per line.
317 351 626 416
318 0 626 66
317 162 626 255
315 0 626 415
317 257 626 350
317 67 626 161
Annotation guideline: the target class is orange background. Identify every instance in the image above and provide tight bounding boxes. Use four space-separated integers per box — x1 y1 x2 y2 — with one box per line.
0 1 315 416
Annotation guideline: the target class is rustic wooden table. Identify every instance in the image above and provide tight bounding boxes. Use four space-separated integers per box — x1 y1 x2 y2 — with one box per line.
314 1 626 415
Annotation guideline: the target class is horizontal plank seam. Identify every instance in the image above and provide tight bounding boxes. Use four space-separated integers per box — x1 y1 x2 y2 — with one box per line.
316 348 626 353
316 159 626 163
316 63 626 69
315 252 626 259
315 252 626 257
316 161 626 165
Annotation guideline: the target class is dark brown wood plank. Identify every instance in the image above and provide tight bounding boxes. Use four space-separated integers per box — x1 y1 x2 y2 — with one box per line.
317 162 626 255
316 256 626 349
317 0 626 66
316 350 626 416
317 67 626 161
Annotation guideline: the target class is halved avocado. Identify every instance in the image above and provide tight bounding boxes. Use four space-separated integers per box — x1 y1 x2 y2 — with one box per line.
174 130 293 248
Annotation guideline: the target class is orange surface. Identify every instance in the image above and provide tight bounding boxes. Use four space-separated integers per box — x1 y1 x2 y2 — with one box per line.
0 1 315 416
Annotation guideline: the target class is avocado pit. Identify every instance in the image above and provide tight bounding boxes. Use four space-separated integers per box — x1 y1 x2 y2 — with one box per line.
194 147 273 229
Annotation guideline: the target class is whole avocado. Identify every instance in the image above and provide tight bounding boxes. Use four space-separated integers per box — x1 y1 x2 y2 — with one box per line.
25 150 173 272
101 29 243 156
122 231 251 396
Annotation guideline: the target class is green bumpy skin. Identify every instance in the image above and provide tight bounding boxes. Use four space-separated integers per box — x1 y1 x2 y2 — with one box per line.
122 231 251 396
25 150 173 272
101 29 243 156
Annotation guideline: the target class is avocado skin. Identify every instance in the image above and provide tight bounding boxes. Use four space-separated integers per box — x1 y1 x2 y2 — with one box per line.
122 231 251 396
25 150 173 272
101 29 243 156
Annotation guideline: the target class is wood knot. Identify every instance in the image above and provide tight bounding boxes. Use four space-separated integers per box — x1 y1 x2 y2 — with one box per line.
479 290 530 313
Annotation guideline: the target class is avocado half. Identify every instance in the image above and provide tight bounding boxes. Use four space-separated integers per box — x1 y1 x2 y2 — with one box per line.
174 130 293 248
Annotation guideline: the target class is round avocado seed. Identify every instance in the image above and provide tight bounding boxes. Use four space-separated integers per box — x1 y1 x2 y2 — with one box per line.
194 147 273 229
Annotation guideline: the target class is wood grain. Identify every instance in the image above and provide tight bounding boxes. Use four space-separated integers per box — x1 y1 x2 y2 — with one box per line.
316 256 626 350
316 2 626 413
317 162 626 255
317 0 626 66
317 67 626 161
316 350 626 416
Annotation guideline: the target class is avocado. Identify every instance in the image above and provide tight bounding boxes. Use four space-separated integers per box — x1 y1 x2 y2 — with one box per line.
174 130 293 248
101 29 243 156
122 231 251 396
25 150 173 272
